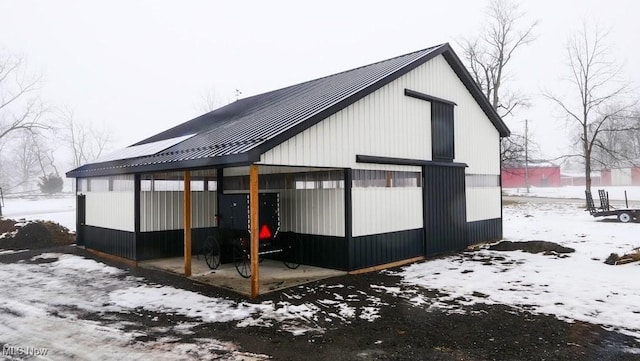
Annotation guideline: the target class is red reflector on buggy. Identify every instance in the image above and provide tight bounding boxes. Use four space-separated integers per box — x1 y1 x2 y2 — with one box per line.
259 224 272 240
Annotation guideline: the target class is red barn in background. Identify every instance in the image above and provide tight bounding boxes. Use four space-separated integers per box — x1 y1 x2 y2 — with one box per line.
501 165 561 188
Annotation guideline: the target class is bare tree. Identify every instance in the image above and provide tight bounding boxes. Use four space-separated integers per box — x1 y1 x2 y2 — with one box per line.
458 0 538 166
544 23 638 192
4 131 58 192
58 107 113 167
0 51 48 145
12 133 40 191
195 88 227 114
590 106 640 168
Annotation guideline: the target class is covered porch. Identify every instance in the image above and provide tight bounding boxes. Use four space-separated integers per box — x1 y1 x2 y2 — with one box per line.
139 256 346 296
77 164 348 298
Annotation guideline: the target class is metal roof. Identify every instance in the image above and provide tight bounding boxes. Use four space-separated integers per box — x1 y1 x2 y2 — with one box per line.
67 43 510 178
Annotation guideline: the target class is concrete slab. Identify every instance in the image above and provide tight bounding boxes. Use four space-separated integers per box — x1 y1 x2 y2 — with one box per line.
138 257 347 296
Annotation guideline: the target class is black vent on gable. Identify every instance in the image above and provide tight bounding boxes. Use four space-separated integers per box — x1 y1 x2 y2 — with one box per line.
431 102 454 162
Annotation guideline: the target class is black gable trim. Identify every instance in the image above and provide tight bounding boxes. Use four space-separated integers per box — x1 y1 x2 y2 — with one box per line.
66 152 256 178
440 46 510 137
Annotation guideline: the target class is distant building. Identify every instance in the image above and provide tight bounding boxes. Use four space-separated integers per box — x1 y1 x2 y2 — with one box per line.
560 172 602 187
501 164 561 188
601 167 640 186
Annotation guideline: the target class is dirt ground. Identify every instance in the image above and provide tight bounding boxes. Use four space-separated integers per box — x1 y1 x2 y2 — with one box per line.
0 218 74 249
3 246 638 361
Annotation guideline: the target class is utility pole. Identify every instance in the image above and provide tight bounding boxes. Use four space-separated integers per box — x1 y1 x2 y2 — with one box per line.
524 119 530 194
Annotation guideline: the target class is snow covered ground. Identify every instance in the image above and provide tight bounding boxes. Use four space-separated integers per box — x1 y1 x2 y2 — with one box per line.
387 200 640 340
0 251 387 359
1 194 640 358
0 253 272 360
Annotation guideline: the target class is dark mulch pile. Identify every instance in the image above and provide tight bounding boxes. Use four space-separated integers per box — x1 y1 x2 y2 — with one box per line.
489 240 575 254
0 218 17 234
0 218 74 250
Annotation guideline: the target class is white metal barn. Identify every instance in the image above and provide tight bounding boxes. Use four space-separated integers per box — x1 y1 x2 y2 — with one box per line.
67 43 509 295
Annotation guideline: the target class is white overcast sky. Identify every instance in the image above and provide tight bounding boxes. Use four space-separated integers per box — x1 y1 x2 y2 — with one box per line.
1 0 639 165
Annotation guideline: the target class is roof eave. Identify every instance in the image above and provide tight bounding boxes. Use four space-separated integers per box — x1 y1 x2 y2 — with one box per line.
65 151 259 178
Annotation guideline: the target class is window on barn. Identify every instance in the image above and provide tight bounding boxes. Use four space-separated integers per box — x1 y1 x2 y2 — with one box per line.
290 171 344 190
224 171 343 191
465 174 500 187
431 102 454 162
88 177 109 192
78 178 88 193
352 170 421 188
140 174 211 192
141 180 152 191
112 175 134 191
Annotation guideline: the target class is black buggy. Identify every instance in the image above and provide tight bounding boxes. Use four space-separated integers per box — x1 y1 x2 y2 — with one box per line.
200 193 302 278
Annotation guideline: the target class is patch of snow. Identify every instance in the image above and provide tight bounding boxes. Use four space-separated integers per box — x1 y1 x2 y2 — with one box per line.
394 201 640 340
0 253 270 359
359 306 380 321
622 347 640 355
30 252 61 260
0 249 25 255
111 285 271 324
370 285 402 296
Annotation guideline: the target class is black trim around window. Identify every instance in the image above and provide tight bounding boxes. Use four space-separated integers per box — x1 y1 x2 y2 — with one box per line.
356 154 467 168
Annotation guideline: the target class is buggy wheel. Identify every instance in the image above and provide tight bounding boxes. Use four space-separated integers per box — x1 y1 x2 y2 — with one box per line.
233 238 251 278
618 212 632 223
284 235 302 269
204 235 221 269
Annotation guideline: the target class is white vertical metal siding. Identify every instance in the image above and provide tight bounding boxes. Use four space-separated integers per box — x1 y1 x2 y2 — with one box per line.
466 187 502 222
259 72 431 170
279 189 344 237
140 191 217 232
85 192 135 232
352 188 423 237
259 54 500 176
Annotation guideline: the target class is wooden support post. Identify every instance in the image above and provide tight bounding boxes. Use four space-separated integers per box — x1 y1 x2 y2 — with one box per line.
184 171 192 277
249 164 260 298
